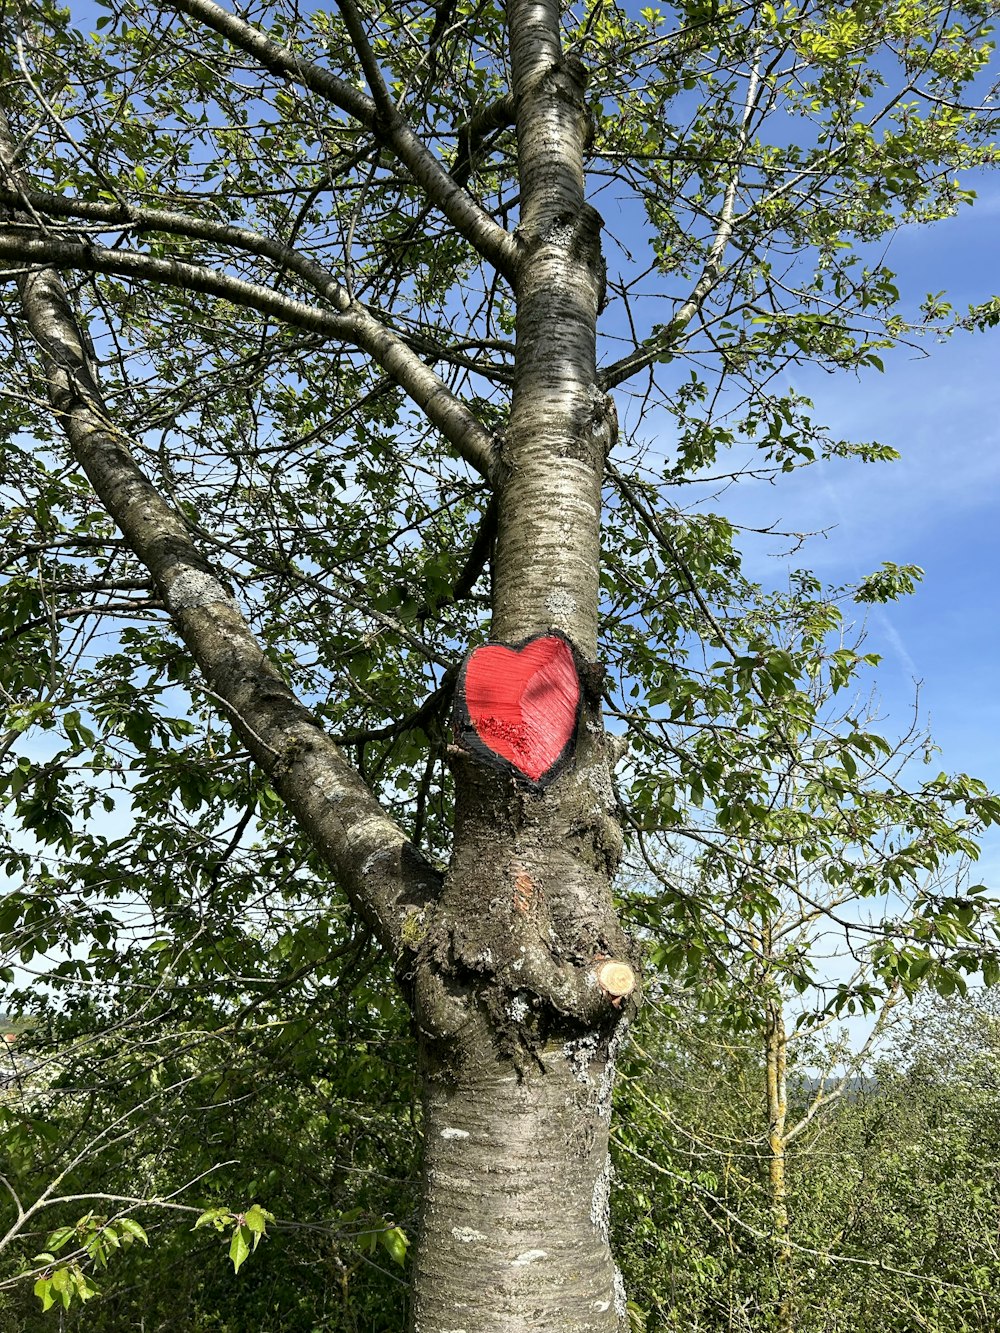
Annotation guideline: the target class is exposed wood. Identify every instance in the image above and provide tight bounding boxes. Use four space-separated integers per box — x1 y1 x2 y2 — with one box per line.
597 961 636 999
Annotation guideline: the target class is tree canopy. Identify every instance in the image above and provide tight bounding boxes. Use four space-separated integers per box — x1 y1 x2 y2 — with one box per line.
0 0 998 1328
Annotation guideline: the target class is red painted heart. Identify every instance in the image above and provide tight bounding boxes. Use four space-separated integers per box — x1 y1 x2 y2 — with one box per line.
459 633 581 784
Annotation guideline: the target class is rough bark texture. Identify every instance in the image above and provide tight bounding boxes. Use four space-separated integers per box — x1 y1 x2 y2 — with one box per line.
408 696 632 1330
411 1039 625 1333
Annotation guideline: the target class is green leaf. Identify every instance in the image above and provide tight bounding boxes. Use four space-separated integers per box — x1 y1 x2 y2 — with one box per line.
34 1278 55 1312
118 1218 149 1245
380 1224 409 1266
243 1204 274 1242
50 1266 73 1310
229 1225 251 1274
194 1208 233 1232
45 1226 76 1254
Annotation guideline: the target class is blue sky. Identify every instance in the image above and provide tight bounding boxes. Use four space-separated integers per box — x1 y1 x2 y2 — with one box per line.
710 181 1000 882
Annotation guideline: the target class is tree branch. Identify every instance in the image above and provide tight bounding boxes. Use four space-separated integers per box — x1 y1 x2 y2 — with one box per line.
0 599 164 651
336 669 456 747
600 55 763 391
0 183 354 305
0 227 348 332
452 95 516 188
0 146 441 963
335 0 394 117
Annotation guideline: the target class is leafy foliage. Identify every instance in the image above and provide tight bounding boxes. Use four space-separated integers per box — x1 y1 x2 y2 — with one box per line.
614 992 1000 1331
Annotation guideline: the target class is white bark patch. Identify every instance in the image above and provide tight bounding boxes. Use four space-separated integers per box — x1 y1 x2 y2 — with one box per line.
597 1020 629 1121
451 1227 486 1243
544 588 576 621
439 1127 470 1140
591 1301 611 1313
591 1153 613 1241
166 567 238 612
350 821 415 872
563 1031 599 1084
511 1249 548 1266
613 1266 627 1318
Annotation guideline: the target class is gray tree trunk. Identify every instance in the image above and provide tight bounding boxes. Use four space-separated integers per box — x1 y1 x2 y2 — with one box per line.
402 5 634 1325
411 1038 624 1333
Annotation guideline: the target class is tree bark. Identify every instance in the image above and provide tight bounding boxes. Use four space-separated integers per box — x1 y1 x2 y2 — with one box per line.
408 696 632 1329
411 1036 624 1333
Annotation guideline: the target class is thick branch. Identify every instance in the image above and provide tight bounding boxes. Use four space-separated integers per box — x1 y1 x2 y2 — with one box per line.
0 229 350 332
0 131 441 955
18 271 440 953
334 0 394 117
452 95 516 188
0 183 354 306
164 0 517 282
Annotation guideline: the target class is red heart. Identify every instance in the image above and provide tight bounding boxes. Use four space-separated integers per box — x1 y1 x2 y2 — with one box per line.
459 634 581 784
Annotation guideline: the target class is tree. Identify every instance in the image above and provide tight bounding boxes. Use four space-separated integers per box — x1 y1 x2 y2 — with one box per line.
612 634 1000 1330
632 647 1000 1329
0 1 997 1328
614 991 1000 1332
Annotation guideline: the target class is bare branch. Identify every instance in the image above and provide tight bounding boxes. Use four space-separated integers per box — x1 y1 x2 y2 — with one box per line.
600 55 763 390
335 0 394 116
0 228 349 332
0 226 498 480
453 95 516 188
0 183 353 304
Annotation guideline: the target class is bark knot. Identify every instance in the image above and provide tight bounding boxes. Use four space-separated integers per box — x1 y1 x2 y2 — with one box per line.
588 386 618 458
545 52 589 103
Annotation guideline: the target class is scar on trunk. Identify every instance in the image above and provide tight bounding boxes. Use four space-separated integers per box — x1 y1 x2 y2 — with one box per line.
511 861 536 915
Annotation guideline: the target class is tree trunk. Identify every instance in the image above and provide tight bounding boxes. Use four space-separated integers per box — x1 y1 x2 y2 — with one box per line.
410 1036 624 1333
403 3 635 1326
407 682 633 1329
